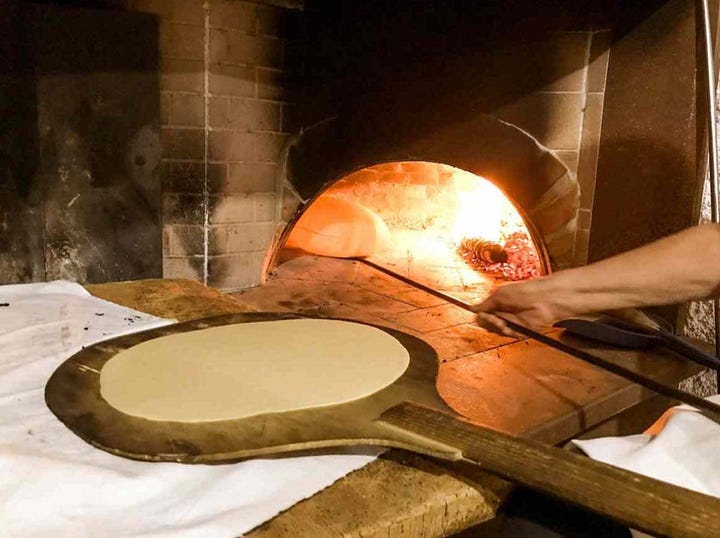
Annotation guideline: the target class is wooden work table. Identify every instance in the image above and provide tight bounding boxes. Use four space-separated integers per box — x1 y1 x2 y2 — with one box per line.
85 278 705 537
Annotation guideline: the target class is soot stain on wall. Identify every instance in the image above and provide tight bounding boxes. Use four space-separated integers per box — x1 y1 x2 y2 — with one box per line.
0 1 162 284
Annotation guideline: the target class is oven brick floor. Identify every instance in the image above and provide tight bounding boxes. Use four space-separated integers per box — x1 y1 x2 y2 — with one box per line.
233 254 513 363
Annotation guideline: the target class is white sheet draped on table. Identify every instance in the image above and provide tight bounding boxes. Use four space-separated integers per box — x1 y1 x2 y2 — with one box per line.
0 281 381 538
574 395 720 538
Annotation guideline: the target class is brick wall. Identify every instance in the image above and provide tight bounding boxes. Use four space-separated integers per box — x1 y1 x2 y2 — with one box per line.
127 0 301 290
329 163 476 230
125 4 604 285
494 30 611 267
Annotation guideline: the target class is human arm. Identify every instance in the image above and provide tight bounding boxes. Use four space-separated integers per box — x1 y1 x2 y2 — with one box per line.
474 223 720 336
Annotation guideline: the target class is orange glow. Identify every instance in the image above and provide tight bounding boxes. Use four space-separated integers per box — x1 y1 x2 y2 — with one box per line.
283 161 542 284
450 170 525 245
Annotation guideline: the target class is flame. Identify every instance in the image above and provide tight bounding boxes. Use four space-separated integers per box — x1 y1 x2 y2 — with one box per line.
449 171 525 244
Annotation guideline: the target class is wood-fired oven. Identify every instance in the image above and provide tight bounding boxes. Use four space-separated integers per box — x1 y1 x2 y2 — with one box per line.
2 2 720 534
253 0 713 334
1 0 717 454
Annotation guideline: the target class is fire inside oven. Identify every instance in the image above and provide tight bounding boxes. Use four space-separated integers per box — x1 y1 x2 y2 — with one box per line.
278 161 546 303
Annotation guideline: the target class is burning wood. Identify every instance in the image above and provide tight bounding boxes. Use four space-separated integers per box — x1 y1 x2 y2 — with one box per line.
459 239 508 263
458 231 541 281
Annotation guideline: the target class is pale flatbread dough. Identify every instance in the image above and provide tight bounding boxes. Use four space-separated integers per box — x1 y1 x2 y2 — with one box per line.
99 319 410 422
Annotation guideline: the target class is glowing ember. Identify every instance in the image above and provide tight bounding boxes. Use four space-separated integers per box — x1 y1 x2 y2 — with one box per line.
459 231 541 281
450 171 541 280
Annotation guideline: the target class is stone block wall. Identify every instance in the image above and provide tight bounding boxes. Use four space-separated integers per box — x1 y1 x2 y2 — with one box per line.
493 30 611 267
127 0 301 290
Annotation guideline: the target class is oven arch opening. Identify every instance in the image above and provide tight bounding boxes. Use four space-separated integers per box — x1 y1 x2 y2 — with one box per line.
262 114 579 302
265 160 556 304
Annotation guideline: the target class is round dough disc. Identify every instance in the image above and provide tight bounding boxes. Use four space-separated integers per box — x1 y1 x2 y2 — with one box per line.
99 319 410 423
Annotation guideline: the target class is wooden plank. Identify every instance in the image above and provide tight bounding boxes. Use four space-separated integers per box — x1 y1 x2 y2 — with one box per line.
380 402 720 538
248 451 512 538
86 279 255 321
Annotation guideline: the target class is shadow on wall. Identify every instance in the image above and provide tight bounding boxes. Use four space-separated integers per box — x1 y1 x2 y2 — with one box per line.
590 137 699 328
0 1 162 284
296 0 671 134
0 0 43 283
590 137 698 262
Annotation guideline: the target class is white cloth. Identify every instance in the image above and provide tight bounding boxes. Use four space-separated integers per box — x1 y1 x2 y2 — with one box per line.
0 281 381 538
573 395 720 537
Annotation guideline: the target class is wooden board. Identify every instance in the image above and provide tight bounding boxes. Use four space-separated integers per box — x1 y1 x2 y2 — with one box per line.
86 279 256 322
381 402 720 538
45 312 460 463
45 312 720 537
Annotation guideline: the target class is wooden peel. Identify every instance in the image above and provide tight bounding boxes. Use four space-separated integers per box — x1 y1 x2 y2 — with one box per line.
380 402 720 538
45 312 720 538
